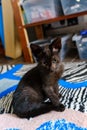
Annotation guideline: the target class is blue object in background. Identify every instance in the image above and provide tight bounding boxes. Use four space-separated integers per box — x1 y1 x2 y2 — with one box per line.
80 30 87 36
0 3 5 47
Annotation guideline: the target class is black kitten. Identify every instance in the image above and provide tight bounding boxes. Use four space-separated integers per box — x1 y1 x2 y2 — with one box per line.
11 37 65 118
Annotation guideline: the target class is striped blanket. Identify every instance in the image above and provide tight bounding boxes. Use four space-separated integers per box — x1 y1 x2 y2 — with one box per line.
0 61 87 114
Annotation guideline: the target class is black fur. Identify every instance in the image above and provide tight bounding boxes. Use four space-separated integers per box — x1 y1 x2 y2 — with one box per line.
11 37 65 118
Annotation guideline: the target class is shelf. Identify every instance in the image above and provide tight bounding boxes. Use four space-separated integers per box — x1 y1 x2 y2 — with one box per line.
11 0 87 62
23 10 87 28
11 0 34 62
12 0 87 28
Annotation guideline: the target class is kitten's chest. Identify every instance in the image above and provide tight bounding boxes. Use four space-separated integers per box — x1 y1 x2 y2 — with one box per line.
43 72 58 87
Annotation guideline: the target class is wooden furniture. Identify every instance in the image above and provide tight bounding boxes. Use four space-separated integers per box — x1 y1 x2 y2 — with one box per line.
2 0 22 59
11 0 87 63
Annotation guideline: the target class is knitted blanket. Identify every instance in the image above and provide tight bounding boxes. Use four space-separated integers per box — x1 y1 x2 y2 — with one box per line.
0 62 87 129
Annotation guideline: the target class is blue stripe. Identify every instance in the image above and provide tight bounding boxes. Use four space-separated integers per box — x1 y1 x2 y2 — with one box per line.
0 64 23 80
0 85 17 98
0 64 23 98
58 79 87 89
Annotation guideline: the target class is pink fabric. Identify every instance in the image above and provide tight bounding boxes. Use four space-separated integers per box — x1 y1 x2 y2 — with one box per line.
0 109 87 130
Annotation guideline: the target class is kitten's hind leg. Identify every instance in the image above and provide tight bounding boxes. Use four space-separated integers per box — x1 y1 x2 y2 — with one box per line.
28 102 55 118
13 100 55 119
28 101 65 118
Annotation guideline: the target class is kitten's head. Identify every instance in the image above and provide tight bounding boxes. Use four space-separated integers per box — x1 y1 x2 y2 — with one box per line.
30 37 62 71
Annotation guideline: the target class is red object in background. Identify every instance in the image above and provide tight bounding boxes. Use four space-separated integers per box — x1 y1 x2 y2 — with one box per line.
0 41 4 55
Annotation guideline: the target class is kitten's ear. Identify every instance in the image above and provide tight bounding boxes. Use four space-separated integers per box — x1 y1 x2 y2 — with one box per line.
30 44 43 59
49 37 61 53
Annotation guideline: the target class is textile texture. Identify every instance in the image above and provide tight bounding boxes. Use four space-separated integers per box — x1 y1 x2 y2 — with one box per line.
0 62 87 129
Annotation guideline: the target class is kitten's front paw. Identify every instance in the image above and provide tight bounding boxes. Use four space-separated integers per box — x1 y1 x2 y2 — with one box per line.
55 103 65 112
58 103 65 111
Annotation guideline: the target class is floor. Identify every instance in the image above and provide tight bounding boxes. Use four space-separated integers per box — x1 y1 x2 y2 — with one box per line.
0 43 80 65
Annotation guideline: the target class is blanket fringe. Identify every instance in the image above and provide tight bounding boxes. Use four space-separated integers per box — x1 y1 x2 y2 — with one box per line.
0 92 14 113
